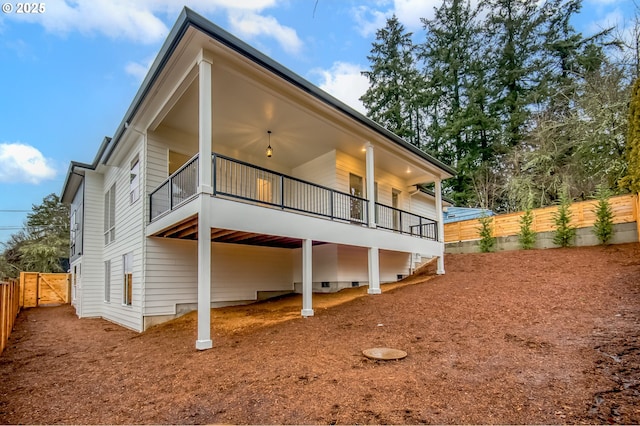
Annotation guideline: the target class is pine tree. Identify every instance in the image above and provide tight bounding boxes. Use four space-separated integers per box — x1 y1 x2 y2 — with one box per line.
518 208 536 249
419 0 496 206
0 193 69 276
478 214 496 252
552 188 576 247
361 15 422 146
592 185 614 244
620 77 640 193
483 0 544 149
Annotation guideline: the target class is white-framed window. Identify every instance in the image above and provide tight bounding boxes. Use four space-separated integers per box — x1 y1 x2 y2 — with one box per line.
130 156 140 204
104 183 116 245
122 252 132 306
104 260 111 302
70 210 77 255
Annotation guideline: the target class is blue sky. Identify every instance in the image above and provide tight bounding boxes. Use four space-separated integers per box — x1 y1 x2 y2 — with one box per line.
0 0 635 245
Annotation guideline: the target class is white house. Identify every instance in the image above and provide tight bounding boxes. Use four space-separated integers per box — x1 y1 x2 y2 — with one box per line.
60 8 455 350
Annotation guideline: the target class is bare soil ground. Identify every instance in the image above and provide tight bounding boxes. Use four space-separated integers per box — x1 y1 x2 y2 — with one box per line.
1 244 639 425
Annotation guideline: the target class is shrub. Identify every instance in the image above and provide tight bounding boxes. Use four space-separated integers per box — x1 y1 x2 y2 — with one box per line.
553 189 576 247
478 214 496 253
518 208 536 249
592 185 614 245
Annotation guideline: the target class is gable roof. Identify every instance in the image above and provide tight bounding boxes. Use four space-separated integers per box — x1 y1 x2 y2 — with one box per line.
104 7 454 173
62 7 455 202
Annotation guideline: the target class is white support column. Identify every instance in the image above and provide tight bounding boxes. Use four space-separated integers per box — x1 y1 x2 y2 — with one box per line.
196 49 214 350
435 178 445 275
198 50 214 195
365 142 376 228
196 197 213 350
367 246 381 294
301 239 314 317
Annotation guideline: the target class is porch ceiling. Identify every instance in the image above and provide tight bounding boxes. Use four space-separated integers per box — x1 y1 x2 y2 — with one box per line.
153 30 445 182
151 216 323 249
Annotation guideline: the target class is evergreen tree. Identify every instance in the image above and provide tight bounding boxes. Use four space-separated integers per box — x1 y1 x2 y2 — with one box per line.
518 207 536 249
552 188 576 247
483 0 545 149
478 214 496 252
419 0 497 206
361 15 422 146
0 193 69 276
592 185 614 244
621 77 640 193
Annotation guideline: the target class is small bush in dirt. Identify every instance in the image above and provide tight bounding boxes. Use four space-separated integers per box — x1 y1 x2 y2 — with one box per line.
553 189 576 247
478 214 496 252
592 185 614 245
518 208 536 249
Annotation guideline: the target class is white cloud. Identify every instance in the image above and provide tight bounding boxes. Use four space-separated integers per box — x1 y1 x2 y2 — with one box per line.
588 9 625 34
315 62 369 114
0 143 56 184
6 0 282 44
352 5 390 37
352 0 481 37
7 0 169 44
393 0 439 30
125 56 156 81
586 0 622 5
228 11 303 54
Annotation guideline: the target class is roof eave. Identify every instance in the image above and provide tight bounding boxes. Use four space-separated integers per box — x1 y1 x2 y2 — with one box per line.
100 7 456 178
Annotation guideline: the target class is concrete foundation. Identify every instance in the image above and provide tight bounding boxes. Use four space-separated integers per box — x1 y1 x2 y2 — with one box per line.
446 222 638 254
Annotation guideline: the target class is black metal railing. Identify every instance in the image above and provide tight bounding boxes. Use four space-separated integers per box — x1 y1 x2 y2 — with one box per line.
149 155 199 221
148 153 438 241
376 203 438 240
214 154 368 225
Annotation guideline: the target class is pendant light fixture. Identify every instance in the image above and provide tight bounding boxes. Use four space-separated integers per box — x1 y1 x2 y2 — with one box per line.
266 130 273 158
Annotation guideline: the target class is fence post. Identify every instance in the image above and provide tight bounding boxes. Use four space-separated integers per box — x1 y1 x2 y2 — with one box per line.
636 193 640 242
1 284 6 354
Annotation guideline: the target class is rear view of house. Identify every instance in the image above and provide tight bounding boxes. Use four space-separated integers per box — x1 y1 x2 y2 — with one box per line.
60 8 455 349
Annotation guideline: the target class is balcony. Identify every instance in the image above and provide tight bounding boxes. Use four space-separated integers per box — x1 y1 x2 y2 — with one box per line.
149 153 438 241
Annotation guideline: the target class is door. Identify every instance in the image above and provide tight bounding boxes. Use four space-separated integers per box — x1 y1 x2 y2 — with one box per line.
349 173 363 221
72 264 81 312
392 189 401 231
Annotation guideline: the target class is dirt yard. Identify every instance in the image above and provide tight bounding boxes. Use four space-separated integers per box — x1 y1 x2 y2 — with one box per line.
1 244 639 424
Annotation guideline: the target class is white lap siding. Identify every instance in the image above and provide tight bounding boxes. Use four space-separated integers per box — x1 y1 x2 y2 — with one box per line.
100 138 145 332
144 238 295 317
75 171 104 318
292 244 411 285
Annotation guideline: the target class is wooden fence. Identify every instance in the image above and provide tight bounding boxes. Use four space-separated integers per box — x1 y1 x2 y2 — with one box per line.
20 272 71 308
444 193 639 243
1 279 20 355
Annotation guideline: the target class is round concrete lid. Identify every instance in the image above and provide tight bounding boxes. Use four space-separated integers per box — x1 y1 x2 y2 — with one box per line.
362 347 408 360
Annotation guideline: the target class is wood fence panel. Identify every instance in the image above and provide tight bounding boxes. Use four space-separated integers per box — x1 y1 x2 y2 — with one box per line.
38 273 70 305
444 193 638 242
19 272 70 308
21 272 38 308
1 279 20 355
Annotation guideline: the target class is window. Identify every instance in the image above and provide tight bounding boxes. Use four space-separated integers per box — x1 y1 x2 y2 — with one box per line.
122 253 132 306
104 183 116 245
70 210 76 255
168 150 191 174
130 157 140 204
104 260 111 302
